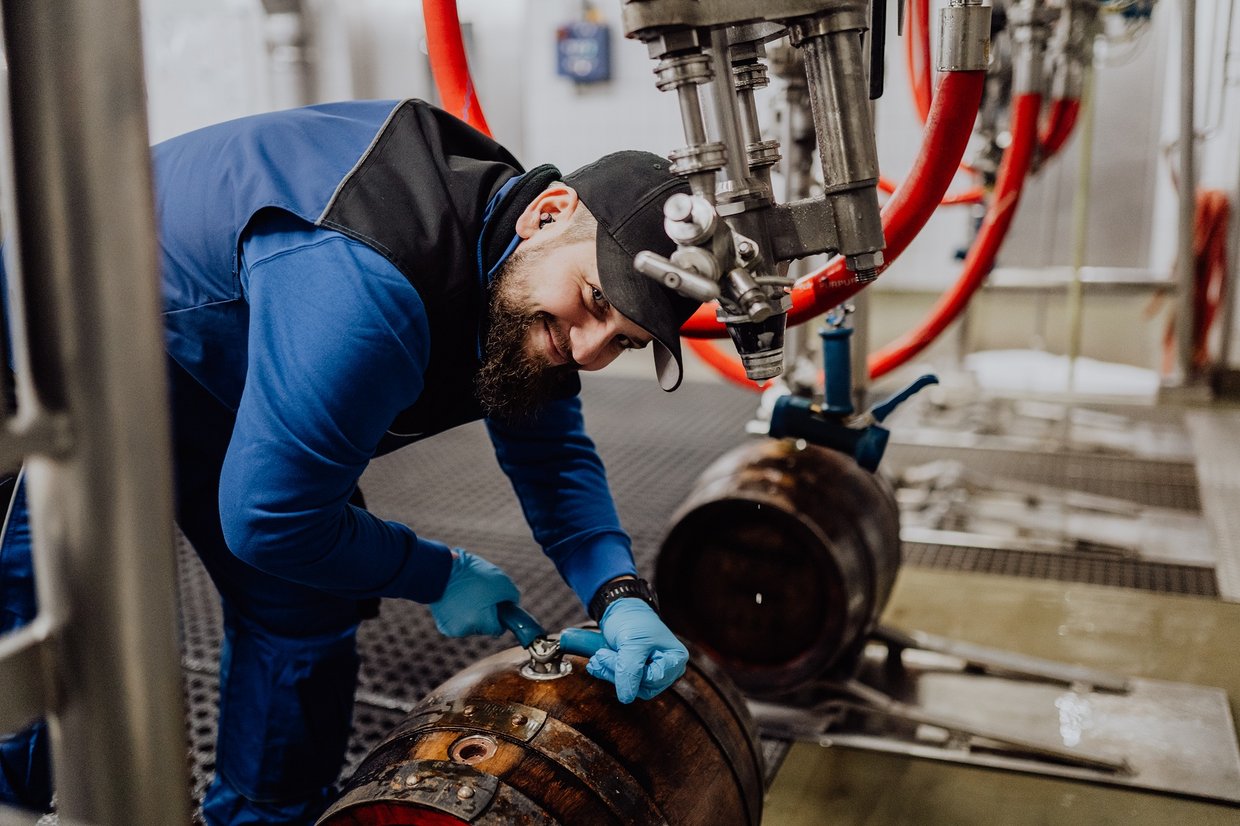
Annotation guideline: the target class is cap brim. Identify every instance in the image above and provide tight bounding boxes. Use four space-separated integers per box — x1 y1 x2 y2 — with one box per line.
595 227 685 392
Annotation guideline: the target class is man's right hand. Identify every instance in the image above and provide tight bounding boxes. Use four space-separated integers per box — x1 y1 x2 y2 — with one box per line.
428 550 520 637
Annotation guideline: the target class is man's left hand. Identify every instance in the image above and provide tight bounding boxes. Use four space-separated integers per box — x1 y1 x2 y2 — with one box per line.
585 598 689 704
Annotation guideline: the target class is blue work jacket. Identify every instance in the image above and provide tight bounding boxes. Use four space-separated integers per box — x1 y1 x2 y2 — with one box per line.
148 99 636 607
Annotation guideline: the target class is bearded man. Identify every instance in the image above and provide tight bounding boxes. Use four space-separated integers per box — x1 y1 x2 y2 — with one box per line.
0 99 698 824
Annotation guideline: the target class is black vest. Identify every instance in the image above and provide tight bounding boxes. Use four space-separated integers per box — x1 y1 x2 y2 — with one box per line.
317 100 567 456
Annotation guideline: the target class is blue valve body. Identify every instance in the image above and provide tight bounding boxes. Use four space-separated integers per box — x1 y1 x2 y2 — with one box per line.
819 326 855 415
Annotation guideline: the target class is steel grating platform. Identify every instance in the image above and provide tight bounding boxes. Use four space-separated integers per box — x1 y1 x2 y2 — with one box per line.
882 443 1201 511
168 374 1221 815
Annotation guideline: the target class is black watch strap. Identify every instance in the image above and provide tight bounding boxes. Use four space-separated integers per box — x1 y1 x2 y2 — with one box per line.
588 577 659 622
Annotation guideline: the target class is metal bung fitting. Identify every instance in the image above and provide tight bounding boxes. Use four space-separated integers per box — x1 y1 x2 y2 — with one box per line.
847 251 884 283
732 61 769 92
663 192 718 245
938 1 992 72
654 53 712 91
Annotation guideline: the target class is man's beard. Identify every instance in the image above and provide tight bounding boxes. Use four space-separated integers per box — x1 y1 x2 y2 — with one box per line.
476 246 578 422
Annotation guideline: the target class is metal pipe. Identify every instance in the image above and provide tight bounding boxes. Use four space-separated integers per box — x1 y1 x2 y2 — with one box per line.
0 0 191 820
789 7 885 279
1219 127 1240 374
1175 0 1199 380
1066 66 1098 391
708 27 751 185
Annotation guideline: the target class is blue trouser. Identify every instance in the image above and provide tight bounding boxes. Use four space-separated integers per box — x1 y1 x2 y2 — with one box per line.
0 481 52 806
0 362 373 824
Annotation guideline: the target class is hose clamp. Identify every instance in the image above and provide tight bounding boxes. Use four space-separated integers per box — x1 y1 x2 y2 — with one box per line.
938 2 992 72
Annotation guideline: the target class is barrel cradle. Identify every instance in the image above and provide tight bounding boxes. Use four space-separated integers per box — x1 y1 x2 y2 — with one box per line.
318 642 764 825
656 438 902 698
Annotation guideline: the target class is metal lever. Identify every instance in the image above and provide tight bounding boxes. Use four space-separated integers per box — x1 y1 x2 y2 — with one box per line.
768 310 939 471
496 602 607 681
869 374 940 423
870 0 888 99
496 601 546 649
633 250 722 303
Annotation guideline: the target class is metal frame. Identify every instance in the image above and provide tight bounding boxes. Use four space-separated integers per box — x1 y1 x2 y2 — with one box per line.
0 0 190 822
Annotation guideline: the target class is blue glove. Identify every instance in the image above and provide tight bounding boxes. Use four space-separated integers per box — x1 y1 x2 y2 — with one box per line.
583 599 689 704
428 551 520 637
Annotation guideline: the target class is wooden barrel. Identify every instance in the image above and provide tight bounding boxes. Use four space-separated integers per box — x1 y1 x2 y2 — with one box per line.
655 438 901 698
318 642 764 825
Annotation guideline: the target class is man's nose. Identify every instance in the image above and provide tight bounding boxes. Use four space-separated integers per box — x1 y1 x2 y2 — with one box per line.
570 320 616 368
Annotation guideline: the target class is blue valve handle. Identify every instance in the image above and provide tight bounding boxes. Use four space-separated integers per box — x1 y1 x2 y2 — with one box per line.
869 374 939 423
497 602 608 658
558 627 607 658
496 602 547 649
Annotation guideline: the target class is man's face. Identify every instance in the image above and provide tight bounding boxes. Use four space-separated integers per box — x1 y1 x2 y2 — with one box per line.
477 233 652 421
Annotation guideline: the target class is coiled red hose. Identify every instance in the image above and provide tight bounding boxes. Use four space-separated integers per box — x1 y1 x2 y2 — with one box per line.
682 69 987 340
867 92 1042 378
907 0 934 124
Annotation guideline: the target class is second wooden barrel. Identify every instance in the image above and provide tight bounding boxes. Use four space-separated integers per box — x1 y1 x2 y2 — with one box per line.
318 641 764 825
655 438 901 698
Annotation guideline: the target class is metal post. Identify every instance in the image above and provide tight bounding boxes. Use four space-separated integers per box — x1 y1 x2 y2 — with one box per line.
1066 66 1097 392
0 0 191 822
1175 0 1198 380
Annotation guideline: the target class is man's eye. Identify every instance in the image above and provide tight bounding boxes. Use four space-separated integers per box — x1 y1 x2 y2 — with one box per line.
590 286 606 305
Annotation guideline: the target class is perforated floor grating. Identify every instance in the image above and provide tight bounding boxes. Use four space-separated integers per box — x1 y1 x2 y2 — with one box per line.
901 542 1220 596
882 444 1201 511
170 374 1216 814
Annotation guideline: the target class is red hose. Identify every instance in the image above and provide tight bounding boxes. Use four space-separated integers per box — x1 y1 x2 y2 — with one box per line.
906 0 933 124
423 0 492 136
866 93 1042 378
682 70 987 341
1038 97 1081 161
878 174 985 206
1162 189 1231 372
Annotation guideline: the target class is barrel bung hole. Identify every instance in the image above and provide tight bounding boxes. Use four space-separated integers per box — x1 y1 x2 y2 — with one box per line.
449 735 497 765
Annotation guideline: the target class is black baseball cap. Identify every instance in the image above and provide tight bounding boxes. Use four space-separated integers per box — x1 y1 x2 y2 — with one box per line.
564 150 700 391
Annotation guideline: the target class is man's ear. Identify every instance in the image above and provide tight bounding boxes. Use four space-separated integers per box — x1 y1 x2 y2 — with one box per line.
514 184 580 239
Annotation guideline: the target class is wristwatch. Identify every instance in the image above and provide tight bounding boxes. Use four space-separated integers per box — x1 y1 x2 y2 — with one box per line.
588 576 659 622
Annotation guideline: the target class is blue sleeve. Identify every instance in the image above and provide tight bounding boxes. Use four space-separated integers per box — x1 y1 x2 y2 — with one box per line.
486 398 637 607
218 227 454 602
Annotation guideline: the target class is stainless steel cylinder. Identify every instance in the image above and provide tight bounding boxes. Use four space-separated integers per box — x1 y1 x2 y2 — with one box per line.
1047 0 1100 100
1007 0 1056 95
938 0 993 72
709 26 751 186
1176 0 1198 379
789 7 885 276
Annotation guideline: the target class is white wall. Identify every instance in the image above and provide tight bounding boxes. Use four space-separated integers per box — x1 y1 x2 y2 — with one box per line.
142 0 270 143
519 1 684 172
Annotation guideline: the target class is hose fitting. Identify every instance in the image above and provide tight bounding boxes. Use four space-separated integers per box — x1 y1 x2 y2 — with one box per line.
938 0 992 73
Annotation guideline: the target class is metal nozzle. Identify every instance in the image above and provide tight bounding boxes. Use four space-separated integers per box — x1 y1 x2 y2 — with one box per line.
720 310 789 381
634 250 722 303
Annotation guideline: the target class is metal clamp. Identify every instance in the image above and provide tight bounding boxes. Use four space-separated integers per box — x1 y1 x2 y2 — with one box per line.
938 0 992 72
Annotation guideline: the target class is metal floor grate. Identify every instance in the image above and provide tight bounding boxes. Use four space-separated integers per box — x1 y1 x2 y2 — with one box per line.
882 444 1201 511
169 374 1216 812
902 542 1219 596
